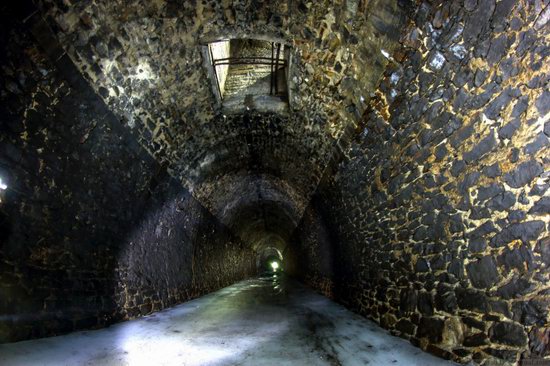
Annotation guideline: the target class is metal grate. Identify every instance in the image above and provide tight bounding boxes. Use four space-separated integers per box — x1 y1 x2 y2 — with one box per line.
208 40 288 100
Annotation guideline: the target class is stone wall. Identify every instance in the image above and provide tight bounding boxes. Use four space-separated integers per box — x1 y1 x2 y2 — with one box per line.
0 4 255 343
288 1 549 364
285 197 336 299
30 0 408 250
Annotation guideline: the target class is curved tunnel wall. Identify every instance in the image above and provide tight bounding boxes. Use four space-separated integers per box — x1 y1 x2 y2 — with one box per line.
0 10 255 342
0 0 404 343
287 1 549 364
0 0 548 365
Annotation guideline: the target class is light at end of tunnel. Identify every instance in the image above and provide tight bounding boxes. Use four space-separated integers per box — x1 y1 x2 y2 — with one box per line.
0 178 7 202
270 261 279 271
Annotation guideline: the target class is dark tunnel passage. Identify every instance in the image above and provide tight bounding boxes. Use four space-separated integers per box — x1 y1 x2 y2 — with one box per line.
0 0 549 365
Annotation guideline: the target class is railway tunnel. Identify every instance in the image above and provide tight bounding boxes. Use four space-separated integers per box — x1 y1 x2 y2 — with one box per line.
0 0 549 365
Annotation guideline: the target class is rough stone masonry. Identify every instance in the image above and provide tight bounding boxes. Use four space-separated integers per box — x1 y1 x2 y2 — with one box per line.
0 0 548 365
287 1 549 365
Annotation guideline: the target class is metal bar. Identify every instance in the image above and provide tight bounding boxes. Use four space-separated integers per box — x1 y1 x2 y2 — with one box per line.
213 56 281 62
209 44 222 99
270 42 274 95
274 43 281 95
212 61 286 66
212 58 286 66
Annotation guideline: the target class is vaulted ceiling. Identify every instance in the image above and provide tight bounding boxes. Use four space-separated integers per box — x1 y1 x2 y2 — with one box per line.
34 0 408 253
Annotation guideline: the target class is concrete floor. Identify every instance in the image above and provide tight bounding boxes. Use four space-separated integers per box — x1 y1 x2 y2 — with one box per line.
0 275 456 366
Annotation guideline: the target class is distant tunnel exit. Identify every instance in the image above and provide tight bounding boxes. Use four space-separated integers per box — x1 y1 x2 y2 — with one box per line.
257 247 283 274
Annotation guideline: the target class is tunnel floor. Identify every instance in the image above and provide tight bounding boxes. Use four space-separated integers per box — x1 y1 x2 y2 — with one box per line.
0 276 455 366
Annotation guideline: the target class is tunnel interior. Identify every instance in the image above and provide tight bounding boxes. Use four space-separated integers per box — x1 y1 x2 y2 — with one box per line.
257 246 284 274
0 0 549 365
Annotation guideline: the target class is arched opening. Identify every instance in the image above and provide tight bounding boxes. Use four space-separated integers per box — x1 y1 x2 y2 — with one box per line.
256 246 283 275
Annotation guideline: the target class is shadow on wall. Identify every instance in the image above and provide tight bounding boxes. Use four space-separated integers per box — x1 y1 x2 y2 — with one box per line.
0 184 253 341
0 5 255 342
0 107 256 344
111 180 257 323
284 195 339 301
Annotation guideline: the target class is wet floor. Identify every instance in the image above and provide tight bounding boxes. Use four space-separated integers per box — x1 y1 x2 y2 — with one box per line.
0 276 456 365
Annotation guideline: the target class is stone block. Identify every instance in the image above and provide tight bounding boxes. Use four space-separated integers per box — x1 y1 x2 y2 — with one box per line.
489 321 527 347
529 196 550 215
417 316 445 343
486 191 516 211
490 221 545 247
496 277 532 299
497 245 534 272
456 287 489 312
395 319 416 335
503 160 543 188
466 256 499 289
463 332 488 347
476 183 504 202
